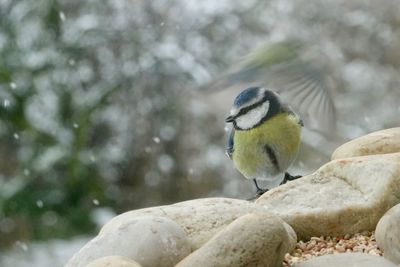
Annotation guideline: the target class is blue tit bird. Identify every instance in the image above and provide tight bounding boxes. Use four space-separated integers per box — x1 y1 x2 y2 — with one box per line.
203 40 336 140
225 86 303 195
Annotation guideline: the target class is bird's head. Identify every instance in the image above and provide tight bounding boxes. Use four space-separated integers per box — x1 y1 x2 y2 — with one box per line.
225 87 281 130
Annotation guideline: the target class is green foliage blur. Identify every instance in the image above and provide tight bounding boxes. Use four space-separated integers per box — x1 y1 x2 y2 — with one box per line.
0 0 225 247
0 0 114 245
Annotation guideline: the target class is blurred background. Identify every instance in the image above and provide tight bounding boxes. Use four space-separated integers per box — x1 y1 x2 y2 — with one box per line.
0 0 399 266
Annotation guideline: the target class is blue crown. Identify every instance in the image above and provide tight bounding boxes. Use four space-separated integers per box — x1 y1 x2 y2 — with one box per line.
233 87 261 108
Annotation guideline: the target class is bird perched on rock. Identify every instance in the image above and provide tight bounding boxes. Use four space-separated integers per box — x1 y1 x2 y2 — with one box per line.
225 87 303 195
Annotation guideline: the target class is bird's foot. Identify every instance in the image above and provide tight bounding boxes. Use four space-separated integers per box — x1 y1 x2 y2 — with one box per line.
280 172 302 185
256 188 269 197
253 179 269 197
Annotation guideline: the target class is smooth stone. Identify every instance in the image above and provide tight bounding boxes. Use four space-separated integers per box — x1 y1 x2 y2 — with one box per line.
85 256 142 267
375 203 400 264
176 213 296 267
332 127 400 159
100 198 274 249
256 153 400 239
66 216 190 267
293 253 397 267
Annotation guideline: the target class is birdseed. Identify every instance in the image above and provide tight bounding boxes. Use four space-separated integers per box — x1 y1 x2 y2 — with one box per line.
282 231 385 266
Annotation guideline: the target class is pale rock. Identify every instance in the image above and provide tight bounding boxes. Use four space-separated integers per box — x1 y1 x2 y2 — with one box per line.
256 153 400 239
283 221 298 252
375 203 400 264
66 216 190 267
293 253 397 267
100 198 274 249
85 256 142 267
176 213 296 267
332 127 400 160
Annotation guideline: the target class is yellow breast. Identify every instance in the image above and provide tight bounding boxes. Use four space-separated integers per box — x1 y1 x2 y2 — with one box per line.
232 113 301 179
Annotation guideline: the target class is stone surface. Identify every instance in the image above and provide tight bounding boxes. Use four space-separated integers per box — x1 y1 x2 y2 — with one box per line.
256 153 400 239
292 253 397 267
66 216 190 267
375 203 400 264
85 256 142 267
332 127 400 160
100 198 274 249
176 213 296 267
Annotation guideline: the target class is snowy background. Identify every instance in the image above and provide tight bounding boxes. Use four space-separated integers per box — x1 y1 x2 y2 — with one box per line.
0 0 399 266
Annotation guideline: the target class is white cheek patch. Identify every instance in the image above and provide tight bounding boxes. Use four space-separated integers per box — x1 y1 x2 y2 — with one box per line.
236 100 270 130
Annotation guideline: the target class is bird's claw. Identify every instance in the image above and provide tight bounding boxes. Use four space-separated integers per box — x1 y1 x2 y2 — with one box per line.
256 188 268 197
280 172 302 185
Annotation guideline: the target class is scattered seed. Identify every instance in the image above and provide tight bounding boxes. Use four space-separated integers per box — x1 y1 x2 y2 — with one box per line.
283 231 384 266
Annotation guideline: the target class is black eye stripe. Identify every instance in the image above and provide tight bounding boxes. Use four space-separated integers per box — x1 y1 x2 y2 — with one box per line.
236 96 269 118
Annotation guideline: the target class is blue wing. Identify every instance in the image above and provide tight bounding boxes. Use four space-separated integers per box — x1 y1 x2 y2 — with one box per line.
226 128 235 159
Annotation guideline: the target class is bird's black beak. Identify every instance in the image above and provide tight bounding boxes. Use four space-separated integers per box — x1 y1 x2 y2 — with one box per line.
225 115 235 123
